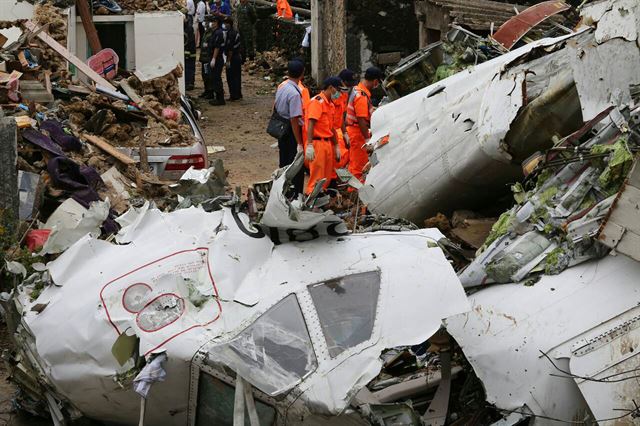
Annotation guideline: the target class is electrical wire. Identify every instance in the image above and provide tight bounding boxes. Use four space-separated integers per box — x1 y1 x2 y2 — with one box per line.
540 350 640 384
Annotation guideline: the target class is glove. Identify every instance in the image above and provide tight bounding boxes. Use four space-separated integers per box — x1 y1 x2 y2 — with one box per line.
344 133 350 148
334 144 341 162
305 143 315 162
296 144 303 154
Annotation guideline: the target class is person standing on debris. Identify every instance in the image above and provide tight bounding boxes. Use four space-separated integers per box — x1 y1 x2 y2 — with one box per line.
274 60 305 195
195 0 207 47
346 66 383 182
209 17 227 106
184 14 197 91
332 68 357 173
236 0 257 61
305 77 342 194
225 17 243 101
276 0 293 19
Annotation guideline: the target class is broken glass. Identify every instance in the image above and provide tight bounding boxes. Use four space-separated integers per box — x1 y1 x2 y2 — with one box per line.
208 294 317 396
308 271 380 358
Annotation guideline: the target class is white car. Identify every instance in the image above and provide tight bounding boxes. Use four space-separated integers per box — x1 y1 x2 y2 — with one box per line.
117 96 208 180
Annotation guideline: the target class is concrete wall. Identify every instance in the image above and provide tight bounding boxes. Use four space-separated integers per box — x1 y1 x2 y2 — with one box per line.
134 12 184 93
70 11 184 92
73 15 135 67
346 0 418 73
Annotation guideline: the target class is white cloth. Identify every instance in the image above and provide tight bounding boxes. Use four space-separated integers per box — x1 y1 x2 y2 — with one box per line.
187 0 195 15
196 0 207 23
133 353 168 399
301 25 311 48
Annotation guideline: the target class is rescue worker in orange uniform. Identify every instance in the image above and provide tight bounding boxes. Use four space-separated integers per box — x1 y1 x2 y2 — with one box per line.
305 77 342 194
276 0 293 19
332 68 357 175
346 66 384 182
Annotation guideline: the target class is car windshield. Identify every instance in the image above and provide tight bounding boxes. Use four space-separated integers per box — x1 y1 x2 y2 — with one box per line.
308 271 380 358
208 294 317 396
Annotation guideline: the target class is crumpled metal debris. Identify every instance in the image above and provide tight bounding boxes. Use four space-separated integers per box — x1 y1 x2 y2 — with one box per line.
360 4 640 224
3 155 468 424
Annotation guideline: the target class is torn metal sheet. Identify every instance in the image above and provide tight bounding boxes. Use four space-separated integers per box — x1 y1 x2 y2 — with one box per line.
568 37 640 122
598 158 640 261
259 153 349 239
11 191 468 425
40 198 110 254
446 253 640 424
360 30 586 222
360 4 640 223
492 1 571 50
581 0 639 44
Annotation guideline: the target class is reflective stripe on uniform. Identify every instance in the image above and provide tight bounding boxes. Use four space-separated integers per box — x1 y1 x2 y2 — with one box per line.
346 86 372 127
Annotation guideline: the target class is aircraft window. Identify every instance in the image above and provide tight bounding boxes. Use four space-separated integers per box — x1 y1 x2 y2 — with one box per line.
308 271 380 358
195 373 276 426
208 294 317 396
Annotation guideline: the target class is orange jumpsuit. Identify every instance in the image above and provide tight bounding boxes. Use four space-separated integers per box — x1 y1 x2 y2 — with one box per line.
276 0 293 19
299 80 311 166
332 91 350 176
306 92 336 194
346 82 373 182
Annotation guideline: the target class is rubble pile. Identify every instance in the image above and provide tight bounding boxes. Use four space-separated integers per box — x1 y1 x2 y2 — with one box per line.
0 14 206 283
244 46 288 80
32 3 68 80
94 0 185 14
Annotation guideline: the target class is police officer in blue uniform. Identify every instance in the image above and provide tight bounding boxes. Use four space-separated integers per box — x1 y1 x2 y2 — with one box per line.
209 17 227 106
225 17 243 101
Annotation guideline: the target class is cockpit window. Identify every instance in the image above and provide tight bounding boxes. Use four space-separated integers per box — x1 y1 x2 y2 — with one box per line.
208 294 317 396
196 373 276 426
308 271 380 358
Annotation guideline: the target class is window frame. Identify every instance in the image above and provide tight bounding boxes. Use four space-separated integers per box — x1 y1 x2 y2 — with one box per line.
304 270 383 361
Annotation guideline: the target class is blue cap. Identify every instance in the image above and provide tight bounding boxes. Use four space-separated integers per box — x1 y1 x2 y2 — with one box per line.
364 66 384 81
322 76 342 90
287 60 305 78
338 69 356 86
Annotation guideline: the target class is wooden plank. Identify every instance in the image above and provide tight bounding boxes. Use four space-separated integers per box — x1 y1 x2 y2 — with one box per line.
76 0 102 54
82 133 136 165
22 20 116 91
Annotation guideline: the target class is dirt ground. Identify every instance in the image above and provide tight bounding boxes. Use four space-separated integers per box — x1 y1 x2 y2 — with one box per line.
190 66 280 190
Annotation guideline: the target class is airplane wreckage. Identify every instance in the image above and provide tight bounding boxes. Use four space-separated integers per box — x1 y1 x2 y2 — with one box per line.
3 1 640 425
